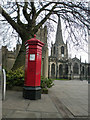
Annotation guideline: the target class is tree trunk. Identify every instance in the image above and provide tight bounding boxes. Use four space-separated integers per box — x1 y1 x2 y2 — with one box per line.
12 34 33 70
12 41 26 70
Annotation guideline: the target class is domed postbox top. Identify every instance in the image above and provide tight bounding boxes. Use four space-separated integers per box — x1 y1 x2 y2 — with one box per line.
25 35 44 47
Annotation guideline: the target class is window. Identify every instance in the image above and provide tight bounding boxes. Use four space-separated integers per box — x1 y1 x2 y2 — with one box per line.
61 46 64 54
73 63 79 75
59 64 63 76
51 63 55 77
54 46 55 54
88 66 90 76
65 64 68 75
82 66 84 75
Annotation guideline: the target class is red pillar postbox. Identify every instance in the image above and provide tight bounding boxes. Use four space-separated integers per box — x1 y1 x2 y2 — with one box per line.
23 35 44 100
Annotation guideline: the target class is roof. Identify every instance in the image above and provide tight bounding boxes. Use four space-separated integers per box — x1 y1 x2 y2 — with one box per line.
72 57 81 63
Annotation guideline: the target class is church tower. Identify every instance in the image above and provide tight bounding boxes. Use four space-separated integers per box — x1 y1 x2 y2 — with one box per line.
49 16 69 79
51 16 68 60
49 15 89 80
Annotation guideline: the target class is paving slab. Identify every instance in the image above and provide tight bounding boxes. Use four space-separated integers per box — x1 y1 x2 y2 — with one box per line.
3 99 30 110
41 112 62 118
65 104 88 116
3 91 30 110
6 110 41 118
2 109 15 118
27 94 58 113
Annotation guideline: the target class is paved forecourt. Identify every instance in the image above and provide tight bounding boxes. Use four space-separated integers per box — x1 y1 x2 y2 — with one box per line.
49 80 88 117
2 80 88 119
2 91 62 118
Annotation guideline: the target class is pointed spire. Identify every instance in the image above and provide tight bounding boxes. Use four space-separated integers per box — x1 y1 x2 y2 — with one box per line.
55 16 64 45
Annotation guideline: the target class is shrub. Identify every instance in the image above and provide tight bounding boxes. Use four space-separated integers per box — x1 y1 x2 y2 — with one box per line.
6 66 24 88
42 88 48 94
6 68 54 92
41 76 54 88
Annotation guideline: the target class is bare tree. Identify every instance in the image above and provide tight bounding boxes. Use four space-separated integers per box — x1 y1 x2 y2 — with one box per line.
0 1 90 70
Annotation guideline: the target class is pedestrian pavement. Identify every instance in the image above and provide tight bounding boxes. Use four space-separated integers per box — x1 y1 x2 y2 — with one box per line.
2 80 89 119
49 80 88 117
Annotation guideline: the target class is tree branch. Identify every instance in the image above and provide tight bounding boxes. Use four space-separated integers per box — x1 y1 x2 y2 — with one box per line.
34 3 57 33
0 5 29 40
31 2 36 19
48 17 57 23
16 2 20 22
23 2 31 23
36 2 53 18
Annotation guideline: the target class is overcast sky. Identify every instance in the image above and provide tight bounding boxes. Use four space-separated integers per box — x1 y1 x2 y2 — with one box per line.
0 1 89 63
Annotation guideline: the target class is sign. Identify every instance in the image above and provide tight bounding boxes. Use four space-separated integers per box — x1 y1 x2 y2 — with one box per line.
30 54 35 61
62 54 64 57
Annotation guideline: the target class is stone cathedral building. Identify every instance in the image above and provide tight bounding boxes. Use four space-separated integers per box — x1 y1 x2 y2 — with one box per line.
49 17 90 80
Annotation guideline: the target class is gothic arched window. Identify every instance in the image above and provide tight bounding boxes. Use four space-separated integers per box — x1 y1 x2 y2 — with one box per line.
73 63 79 75
88 66 90 76
65 64 68 75
61 46 64 54
51 63 55 77
82 66 84 75
54 46 55 55
59 64 63 78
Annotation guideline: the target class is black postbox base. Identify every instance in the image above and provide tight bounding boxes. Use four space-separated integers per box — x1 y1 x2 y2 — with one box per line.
23 86 41 100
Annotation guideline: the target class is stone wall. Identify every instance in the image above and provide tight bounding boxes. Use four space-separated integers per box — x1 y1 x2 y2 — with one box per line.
2 44 21 70
36 26 48 78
